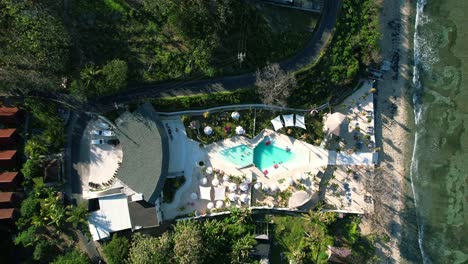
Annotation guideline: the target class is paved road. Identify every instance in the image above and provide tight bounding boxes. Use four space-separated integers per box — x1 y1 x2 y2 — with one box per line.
94 0 342 109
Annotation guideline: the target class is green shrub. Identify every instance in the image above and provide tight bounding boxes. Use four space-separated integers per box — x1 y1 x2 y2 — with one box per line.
103 234 130 264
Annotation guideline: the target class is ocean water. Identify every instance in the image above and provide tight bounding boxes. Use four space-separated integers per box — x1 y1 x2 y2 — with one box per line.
411 0 468 263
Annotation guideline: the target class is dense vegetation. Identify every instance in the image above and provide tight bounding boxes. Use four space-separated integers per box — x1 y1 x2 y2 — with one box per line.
290 0 380 107
15 184 89 263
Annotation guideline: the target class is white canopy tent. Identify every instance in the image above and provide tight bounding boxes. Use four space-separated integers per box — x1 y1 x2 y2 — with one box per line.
214 186 226 201
295 114 306 129
283 114 295 127
199 186 212 200
271 116 284 131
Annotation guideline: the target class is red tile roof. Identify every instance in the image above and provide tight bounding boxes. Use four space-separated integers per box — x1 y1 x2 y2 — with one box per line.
0 129 16 138
0 192 14 203
0 107 19 115
0 150 16 160
0 172 19 183
0 208 15 219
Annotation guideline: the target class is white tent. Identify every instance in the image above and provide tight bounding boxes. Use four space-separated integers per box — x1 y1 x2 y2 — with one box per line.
216 200 224 208
271 116 284 131
199 186 212 200
231 111 240 120
207 202 214 210
228 193 237 202
88 194 132 241
295 114 306 129
214 186 226 201
283 114 295 127
235 126 245 135
204 126 213 136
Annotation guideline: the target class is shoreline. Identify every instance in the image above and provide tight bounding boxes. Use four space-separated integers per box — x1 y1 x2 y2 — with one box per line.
363 0 418 263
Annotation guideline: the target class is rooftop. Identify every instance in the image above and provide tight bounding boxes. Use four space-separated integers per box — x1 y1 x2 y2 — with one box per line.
0 208 16 220
0 150 16 160
0 107 19 116
115 103 169 204
0 172 20 183
128 200 159 229
0 129 16 138
0 192 15 203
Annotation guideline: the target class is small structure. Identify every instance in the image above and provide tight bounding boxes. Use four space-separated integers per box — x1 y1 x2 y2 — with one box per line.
325 113 347 137
0 192 22 208
0 107 21 124
214 186 226 201
0 129 17 146
270 116 284 131
199 186 212 201
295 114 306 129
0 172 22 191
0 150 17 168
327 246 352 263
88 193 132 241
0 208 19 227
283 114 295 127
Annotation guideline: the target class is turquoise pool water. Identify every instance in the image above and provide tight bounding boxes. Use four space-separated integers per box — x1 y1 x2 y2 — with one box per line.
221 140 295 170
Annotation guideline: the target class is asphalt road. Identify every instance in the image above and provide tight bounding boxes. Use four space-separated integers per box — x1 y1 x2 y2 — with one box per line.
94 0 342 109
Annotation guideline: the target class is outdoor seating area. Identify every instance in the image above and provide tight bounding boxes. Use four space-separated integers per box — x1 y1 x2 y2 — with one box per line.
270 114 307 131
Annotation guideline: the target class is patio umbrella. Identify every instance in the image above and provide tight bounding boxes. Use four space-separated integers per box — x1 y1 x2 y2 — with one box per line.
212 178 220 186
325 112 347 136
207 202 214 210
240 183 249 192
231 111 240 120
206 167 213 174
216 200 224 208
288 191 312 209
204 126 213 136
223 175 229 182
262 184 270 192
254 182 261 190
229 183 237 192
239 194 249 203
271 184 280 192
228 193 237 202
287 177 295 186
190 192 198 200
301 172 309 181
201 177 208 185
235 126 245 135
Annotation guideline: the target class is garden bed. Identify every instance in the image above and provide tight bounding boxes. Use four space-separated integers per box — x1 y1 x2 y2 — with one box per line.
162 176 186 203
182 109 325 146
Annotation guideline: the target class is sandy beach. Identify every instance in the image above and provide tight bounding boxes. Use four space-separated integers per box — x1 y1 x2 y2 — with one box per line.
360 0 414 263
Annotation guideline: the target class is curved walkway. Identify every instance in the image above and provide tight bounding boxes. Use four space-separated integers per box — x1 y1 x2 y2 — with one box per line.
156 102 329 116
94 0 342 109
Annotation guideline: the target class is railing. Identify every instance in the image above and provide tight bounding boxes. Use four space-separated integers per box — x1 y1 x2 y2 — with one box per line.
156 102 329 117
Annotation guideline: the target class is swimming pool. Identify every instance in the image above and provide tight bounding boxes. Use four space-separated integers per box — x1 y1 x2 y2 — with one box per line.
221 140 295 170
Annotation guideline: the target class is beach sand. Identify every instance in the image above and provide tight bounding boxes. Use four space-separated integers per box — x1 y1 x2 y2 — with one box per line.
359 0 414 263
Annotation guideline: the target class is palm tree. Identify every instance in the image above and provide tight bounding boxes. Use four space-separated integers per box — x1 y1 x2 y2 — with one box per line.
231 235 256 264
80 64 101 88
66 204 89 228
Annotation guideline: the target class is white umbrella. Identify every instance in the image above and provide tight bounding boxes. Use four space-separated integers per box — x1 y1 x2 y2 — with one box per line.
216 200 224 208
204 126 213 136
212 178 220 186
201 177 208 185
254 182 261 190
301 173 309 181
262 184 270 192
228 193 237 202
207 202 214 210
325 113 347 136
231 111 240 120
190 192 198 200
271 184 280 192
229 183 237 192
287 177 295 186
223 175 229 182
206 167 213 175
243 178 251 184
239 194 249 203
240 183 249 192
235 126 245 135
